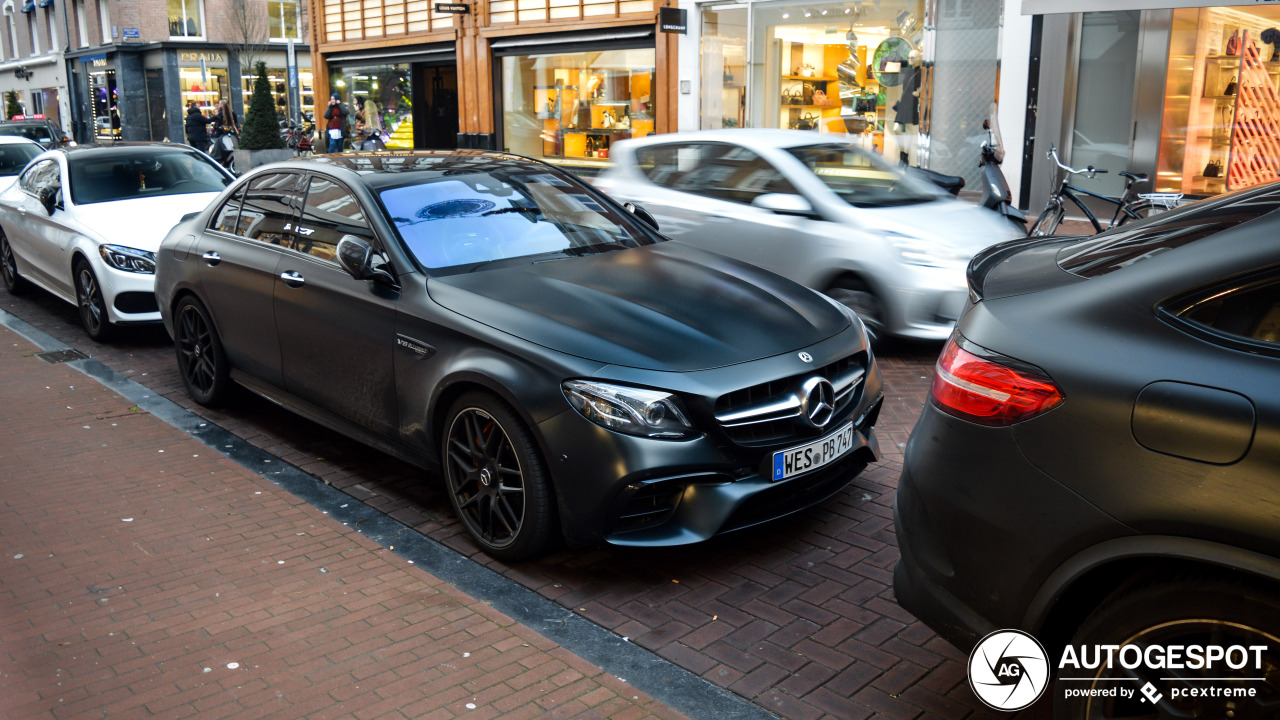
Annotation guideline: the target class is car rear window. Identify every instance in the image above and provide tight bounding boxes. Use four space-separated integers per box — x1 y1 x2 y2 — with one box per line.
68 150 231 205
1057 184 1280 278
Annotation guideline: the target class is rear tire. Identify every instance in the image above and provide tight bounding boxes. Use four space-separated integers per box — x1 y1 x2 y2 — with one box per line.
174 296 231 407
1054 574 1280 720
0 229 27 295
1027 202 1065 237
1115 199 1152 227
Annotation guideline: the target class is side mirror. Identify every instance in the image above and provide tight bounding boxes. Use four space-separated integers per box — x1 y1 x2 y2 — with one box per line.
38 185 58 215
336 235 396 286
752 193 817 218
623 201 659 231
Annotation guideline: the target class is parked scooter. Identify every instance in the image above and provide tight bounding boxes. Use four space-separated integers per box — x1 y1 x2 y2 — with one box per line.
979 106 1027 234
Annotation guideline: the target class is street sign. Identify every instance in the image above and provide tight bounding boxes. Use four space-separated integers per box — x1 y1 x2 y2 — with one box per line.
122 27 139 38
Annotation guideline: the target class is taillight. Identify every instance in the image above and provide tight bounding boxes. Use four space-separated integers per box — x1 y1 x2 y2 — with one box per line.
930 336 1063 426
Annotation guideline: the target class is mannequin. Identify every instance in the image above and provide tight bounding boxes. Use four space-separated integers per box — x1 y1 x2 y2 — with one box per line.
893 49 922 164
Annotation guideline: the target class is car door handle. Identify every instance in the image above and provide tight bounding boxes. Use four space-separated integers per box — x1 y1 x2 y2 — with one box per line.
279 270 305 288
202 251 221 266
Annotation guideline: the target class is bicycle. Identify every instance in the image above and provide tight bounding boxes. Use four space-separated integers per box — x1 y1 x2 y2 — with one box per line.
1027 143 1182 237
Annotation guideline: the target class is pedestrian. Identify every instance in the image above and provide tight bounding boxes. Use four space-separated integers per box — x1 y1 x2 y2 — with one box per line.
212 99 239 136
184 103 211 151
323 92 348 154
109 105 121 138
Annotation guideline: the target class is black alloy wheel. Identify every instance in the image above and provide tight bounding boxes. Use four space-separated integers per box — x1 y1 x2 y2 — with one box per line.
174 296 231 406
0 230 26 294
1056 575 1280 720
826 278 885 343
74 260 111 340
442 392 555 561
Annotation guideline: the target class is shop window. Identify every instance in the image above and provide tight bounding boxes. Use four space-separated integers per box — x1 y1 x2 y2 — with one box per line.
746 0 925 162
181 67 227 118
1158 6 1280 198
241 68 290 122
501 49 656 171
336 65 412 149
268 0 301 40
168 0 202 38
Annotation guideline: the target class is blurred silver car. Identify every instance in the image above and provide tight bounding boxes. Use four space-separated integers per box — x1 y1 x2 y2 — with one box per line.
595 130 1020 341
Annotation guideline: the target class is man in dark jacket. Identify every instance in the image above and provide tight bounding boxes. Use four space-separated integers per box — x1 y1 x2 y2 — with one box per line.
185 104 211 151
323 93 348 154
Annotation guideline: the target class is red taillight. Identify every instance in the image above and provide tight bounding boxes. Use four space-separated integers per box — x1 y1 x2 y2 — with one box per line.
930 337 1063 426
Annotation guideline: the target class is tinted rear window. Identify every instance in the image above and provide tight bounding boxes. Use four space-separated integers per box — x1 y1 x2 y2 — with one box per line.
0 142 41 176
1057 185 1280 278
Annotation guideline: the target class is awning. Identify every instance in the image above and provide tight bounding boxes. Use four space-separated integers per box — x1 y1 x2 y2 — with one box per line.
326 42 455 67
1022 0 1250 13
489 27 653 50
20 0 33 13
36 0 53 7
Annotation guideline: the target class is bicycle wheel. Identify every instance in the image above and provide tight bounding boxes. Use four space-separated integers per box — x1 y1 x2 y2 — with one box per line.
1115 198 1152 227
1027 201 1065 237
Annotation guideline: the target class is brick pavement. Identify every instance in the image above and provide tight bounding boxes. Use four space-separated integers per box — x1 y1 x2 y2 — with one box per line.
0 325 690 720
0 282 1047 719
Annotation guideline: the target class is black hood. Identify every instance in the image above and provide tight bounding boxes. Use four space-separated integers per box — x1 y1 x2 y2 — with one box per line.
428 242 850 372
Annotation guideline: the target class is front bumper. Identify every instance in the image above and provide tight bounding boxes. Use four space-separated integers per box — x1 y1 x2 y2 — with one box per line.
884 267 969 341
97 259 161 325
893 403 1132 654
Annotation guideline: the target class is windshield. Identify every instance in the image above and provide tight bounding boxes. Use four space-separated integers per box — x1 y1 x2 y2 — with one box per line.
68 150 232 205
787 144 939 208
0 142 42 176
380 168 654 272
0 124 52 145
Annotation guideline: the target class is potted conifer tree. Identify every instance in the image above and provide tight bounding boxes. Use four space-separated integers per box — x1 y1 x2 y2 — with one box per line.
232 61 294 172
4 91 22 120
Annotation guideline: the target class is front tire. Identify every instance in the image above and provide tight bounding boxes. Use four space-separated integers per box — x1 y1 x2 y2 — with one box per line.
0 229 27 294
442 392 556 561
74 259 112 341
174 296 231 406
826 278 886 343
1055 574 1280 720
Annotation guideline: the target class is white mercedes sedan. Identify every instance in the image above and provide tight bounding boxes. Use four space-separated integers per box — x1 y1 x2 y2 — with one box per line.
0 143 234 339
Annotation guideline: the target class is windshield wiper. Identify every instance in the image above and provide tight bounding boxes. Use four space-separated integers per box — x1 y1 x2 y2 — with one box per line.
481 206 542 217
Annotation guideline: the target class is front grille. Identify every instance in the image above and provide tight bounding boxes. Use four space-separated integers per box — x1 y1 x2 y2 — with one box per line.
713 354 866 446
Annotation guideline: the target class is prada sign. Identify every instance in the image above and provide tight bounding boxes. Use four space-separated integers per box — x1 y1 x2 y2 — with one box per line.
179 51 226 63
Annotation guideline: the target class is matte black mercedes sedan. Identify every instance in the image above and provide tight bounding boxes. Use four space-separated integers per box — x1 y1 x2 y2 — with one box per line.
155 152 883 561
894 183 1280 716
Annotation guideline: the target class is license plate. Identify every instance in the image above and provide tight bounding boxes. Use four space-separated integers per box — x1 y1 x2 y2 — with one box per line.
771 422 855 482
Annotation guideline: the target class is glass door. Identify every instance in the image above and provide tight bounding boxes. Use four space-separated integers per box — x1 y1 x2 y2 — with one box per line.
700 5 747 129
1067 10 1142 201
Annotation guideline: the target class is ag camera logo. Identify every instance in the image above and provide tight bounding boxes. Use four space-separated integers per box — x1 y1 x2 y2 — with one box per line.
968 629 1050 711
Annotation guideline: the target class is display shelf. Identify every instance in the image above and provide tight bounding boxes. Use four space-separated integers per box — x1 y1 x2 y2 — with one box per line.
781 74 837 82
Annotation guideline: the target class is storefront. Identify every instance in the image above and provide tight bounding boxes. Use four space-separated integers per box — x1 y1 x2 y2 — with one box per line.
495 31 657 171
688 0 1001 186
306 0 678 159
1018 0 1280 210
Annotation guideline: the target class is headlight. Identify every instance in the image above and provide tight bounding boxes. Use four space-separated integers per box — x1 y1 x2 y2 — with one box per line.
100 244 156 274
562 380 695 439
886 233 954 268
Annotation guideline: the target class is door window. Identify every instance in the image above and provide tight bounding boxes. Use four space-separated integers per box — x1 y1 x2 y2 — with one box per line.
235 173 302 246
1169 272 1280 349
19 159 59 195
636 142 797 203
296 175 376 262
210 184 246 235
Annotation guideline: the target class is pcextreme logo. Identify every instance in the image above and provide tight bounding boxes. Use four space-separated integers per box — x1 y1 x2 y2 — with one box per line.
968 629 1271 712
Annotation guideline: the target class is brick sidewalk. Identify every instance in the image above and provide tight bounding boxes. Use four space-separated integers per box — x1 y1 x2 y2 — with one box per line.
0 326 688 720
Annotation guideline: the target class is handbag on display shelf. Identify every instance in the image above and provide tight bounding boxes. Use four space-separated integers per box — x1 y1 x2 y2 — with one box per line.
1203 159 1223 178
781 85 805 105
812 89 830 106
791 112 819 131
1227 30 1241 56
1224 75 1238 96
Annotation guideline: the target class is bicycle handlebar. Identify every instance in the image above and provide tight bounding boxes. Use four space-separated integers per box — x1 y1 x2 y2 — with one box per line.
1046 143 1108 179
